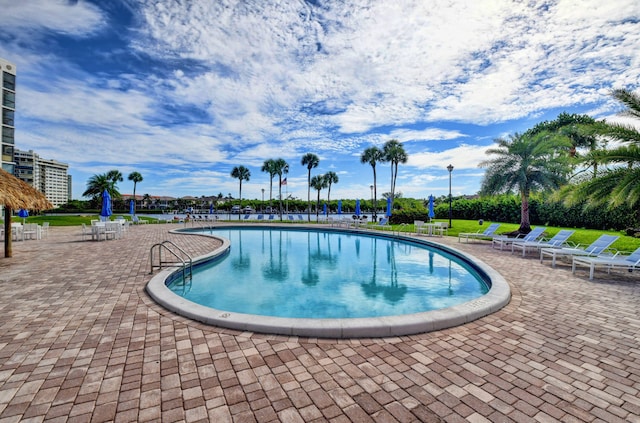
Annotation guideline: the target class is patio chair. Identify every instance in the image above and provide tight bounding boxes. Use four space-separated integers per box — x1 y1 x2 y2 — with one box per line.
22 223 39 240
491 226 546 251
572 246 640 280
458 223 500 243
540 234 619 268
41 222 49 238
511 229 574 257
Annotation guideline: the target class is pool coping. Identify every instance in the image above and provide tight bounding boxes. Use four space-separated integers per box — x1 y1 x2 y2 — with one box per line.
145 225 511 338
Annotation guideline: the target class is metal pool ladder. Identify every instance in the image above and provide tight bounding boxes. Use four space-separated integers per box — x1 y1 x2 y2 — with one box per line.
149 240 193 281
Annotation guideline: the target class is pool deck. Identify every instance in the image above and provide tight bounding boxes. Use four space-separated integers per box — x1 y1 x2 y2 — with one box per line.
0 223 639 422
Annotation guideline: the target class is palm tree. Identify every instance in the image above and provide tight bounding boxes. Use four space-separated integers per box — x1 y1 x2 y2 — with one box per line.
273 158 289 218
382 140 408 210
127 171 143 214
323 171 339 211
526 112 602 177
142 193 151 210
479 132 571 233
106 170 123 192
564 89 640 212
261 159 277 209
311 174 327 220
301 153 320 221
360 146 384 220
230 165 251 220
82 173 111 200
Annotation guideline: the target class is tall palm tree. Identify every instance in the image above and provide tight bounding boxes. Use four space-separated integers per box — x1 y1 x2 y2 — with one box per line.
565 89 640 212
301 153 320 221
273 158 289 218
261 159 277 209
323 171 339 211
310 174 327 220
230 165 251 220
382 140 408 210
360 146 384 220
479 132 571 233
127 171 143 214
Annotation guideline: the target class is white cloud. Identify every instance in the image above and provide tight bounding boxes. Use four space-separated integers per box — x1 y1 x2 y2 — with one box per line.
0 0 105 36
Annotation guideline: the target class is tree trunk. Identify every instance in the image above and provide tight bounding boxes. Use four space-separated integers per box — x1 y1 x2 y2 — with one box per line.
518 191 531 233
4 207 12 258
373 166 377 221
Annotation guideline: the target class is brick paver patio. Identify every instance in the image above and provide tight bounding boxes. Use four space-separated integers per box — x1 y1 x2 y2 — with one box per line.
0 223 638 422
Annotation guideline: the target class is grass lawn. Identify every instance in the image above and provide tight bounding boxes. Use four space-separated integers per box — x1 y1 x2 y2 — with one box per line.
4 215 639 254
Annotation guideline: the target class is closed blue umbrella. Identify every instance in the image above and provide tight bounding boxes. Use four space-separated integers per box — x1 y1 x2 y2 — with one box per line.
323 203 327 215
129 200 135 215
100 189 112 221
355 199 361 216
337 200 342 215
386 197 392 217
428 195 435 220
18 208 28 224
209 203 213 214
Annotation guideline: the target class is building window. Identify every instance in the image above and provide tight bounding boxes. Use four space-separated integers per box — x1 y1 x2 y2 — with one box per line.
2 90 15 108
2 162 14 173
2 108 14 126
2 72 15 91
2 126 14 144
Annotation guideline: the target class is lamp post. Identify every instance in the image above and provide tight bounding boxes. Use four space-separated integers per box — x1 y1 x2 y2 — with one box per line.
447 164 454 228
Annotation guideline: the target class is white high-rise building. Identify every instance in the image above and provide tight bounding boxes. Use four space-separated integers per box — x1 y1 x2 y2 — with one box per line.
14 149 70 207
1 58 16 174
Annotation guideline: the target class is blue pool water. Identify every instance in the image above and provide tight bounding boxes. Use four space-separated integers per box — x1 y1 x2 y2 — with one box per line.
166 227 490 319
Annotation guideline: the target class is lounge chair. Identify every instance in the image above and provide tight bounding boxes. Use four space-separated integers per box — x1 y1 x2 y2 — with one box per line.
257 214 264 220
540 234 619 268
243 214 250 220
511 229 575 257
132 215 148 225
572 246 640 280
491 226 546 251
288 215 295 221
370 218 392 231
458 223 500 243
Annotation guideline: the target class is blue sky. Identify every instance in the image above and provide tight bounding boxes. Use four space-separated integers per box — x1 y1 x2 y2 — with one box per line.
1 0 639 202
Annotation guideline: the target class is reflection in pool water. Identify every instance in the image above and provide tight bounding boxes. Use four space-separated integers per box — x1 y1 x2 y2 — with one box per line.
167 227 490 319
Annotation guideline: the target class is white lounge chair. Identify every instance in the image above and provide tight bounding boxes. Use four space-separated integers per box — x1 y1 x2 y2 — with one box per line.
370 218 392 231
572 246 640 280
458 223 500 243
132 215 148 225
511 229 575 257
491 226 546 250
540 234 619 268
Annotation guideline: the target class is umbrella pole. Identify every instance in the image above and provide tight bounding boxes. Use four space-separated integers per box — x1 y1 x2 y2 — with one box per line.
4 207 12 258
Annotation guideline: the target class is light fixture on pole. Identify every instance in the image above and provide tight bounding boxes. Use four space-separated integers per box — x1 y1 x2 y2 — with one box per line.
447 164 454 228
261 188 265 212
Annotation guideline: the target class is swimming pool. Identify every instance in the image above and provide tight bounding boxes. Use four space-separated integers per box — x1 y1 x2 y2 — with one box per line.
146 225 510 338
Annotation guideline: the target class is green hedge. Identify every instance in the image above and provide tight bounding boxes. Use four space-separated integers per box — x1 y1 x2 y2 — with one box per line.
423 194 638 231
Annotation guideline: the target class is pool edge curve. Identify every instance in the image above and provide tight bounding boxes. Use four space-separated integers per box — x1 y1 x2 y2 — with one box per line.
145 226 511 338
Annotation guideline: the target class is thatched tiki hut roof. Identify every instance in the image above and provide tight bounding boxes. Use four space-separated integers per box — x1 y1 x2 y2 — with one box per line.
1 168 54 257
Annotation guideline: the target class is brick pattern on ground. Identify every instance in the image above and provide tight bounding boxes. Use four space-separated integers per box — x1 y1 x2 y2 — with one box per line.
0 223 639 422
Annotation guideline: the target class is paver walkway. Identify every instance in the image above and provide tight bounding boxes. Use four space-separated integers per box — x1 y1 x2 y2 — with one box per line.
0 223 639 422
